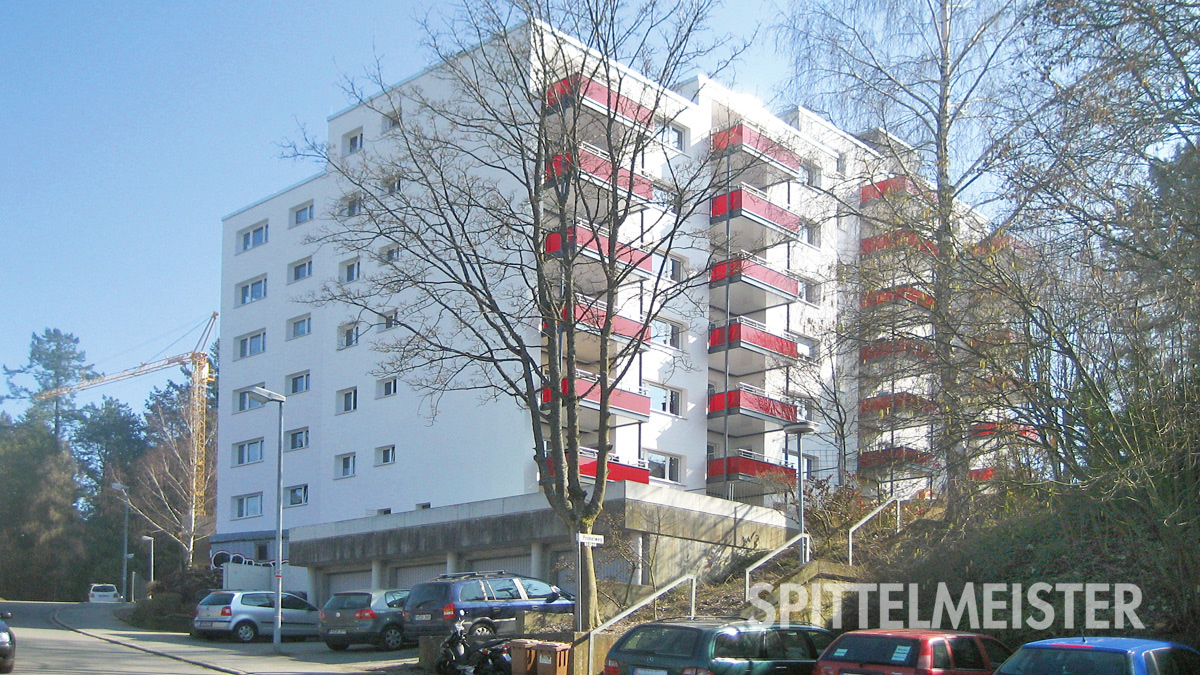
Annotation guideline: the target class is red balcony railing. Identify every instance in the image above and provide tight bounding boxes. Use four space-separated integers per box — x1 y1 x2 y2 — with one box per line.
859 392 936 415
545 75 653 128
707 453 795 480
544 447 651 484
711 123 804 175
541 373 651 419
545 145 654 201
709 317 799 360
710 254 800 298
860 285 935 310
710 186 803 236
860 176 921 205
708 384 798 425
969 467 996 481
859 338 935 362
970 422 1039 442
860 229 938 256
567 298 649 342
544 225 653 273
858 445 934 469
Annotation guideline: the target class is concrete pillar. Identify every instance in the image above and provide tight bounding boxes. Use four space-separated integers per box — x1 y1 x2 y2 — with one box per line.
530 541 546 579
632 534 645 586
307 567 323 606
446 551 460 575
371 559 387 588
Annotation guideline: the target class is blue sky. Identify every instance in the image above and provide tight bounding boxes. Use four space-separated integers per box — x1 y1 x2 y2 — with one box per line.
0 0 783 419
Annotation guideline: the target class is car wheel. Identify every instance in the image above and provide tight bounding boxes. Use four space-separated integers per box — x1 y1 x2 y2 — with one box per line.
327 642 349 651
0 659 11 675
378 624 405 651
469 621 496 637
232 621 258 643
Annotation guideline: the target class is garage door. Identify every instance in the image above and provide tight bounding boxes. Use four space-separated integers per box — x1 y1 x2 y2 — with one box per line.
327 570 373 594
392 563 447 589
467 554 531 577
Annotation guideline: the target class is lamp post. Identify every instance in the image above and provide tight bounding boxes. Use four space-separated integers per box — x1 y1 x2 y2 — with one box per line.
112 483 131 602
783 420 818 562
141 535 155 595
247 386 286 654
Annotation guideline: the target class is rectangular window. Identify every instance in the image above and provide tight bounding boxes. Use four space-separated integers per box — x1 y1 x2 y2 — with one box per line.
647 383 682 416
239 222 268 251
651 253 685 282
651 319 683 349
234 493 263 519
291 258 312 282
376 445 396 465
344 196 363 217
336 453 357 478
384 113 400 131
646 451 681 482
287 427 309 451
656 124 685 151
802 280 822 305
293 203 314 226
796 336 818 361
380 310 400 330
381 245 400 262
238 276 267 305
384 176 402 195
235 386 267 412
378 377 398 398
338 387 358 413
288 371 310 394
289 315 311 339
237 330 266 359
234 439 264 466
286 484 309 507
799 222 821 247
342 259 361 282
340 323 360 348
345 129 364 154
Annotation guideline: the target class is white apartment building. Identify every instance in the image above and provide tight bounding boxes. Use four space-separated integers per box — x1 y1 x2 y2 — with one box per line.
215 24 925 599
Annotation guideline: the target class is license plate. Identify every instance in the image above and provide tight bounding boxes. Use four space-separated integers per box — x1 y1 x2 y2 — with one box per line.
196 621 213 627
329 629 346 635
634 669 668 675
416 613 432 621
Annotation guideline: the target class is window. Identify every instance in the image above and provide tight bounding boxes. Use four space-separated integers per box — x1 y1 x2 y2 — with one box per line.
234 493 262 519
345 129 364 154
255 543 269 561
381 244 400 262
337 387 358 413
796 336 818 361
339 323 360 348
380 310 400 330
948 637 986 670
293 203 314 226
651 253 685 282
647 451 681 482
235 385 267 412
799 222 821 247
656 124 685 151
416 502 431 510
651 319 683 349
836 152 848 175
290 258 312 282
238 276 267 305
802 279 822 305
647 384 682 416
384 176 402 195
286 484 309 507
240 222 268 251
237 330 266 359
342 259 361 282
336 453 357 478
288 371 310 394
288 315 311 339
287 428 309 451
344 196 363 217
384 114 401 131
234 439 264 466
378 377 398 398
376 445 396 465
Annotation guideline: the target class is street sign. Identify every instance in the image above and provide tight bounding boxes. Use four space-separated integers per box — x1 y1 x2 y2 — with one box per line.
576 533 604 547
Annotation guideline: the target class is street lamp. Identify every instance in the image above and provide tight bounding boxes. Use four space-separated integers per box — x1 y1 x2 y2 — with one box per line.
141 535 155 594
247 386 286 654
112 483 131 602
783 420 818 563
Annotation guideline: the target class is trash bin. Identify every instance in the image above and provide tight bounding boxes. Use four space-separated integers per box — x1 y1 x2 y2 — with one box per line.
534 641 571 675
510 639 540 675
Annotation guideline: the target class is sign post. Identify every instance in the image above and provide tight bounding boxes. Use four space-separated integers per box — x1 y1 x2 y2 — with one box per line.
574 533 604 631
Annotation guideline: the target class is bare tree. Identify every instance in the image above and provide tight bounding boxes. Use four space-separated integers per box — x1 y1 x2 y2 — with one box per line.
292 0 743 628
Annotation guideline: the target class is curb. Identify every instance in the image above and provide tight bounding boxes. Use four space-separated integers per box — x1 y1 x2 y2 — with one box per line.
51 607 251 675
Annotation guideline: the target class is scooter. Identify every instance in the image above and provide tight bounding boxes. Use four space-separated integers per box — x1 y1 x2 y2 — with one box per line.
435 625 512 675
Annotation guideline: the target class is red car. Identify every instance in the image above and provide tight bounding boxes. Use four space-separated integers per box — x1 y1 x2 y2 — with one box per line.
816 629 1013 675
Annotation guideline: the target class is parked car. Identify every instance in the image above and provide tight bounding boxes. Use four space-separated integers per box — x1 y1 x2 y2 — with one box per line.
403 570 574 638
0 611 14 674
193 590 320 642
816 629 1013 675
87 583 121 603
319 588 410 651
994 637 1200 675
605 617 836 675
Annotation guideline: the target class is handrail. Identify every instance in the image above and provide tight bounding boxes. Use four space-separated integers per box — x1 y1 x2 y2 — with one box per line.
743 532 812 602
586 574 696 675
847 496 902 566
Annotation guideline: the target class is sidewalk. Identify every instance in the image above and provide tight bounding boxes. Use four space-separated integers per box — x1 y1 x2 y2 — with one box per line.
54 603 421 675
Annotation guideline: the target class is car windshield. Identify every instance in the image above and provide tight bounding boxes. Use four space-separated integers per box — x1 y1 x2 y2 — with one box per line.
617 625 702 657
198 592 234 606
92 585 117 593
825 636 921 667
996 648 1131 675
324 593 371 610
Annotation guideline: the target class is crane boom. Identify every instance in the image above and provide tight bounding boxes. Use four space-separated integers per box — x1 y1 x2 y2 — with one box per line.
35 354 191 400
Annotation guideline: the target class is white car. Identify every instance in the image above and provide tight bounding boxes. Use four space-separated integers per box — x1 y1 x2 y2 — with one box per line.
87 584 121 602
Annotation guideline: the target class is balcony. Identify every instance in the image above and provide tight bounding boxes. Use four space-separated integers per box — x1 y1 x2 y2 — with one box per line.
711 122 808 186
859 338 934 363
860 285 934 311
711 185 805 247
969 422 1038 442
710 253 799 313
545 74 653 129
544 446 651 484
544 224 653 292
545 143 654 212
858 445 935 472
541 370 651 431
860 230 938 257
559 296 649 363
706 449 795 483
709 317 800 376
707 383 798 437
860 176 922 205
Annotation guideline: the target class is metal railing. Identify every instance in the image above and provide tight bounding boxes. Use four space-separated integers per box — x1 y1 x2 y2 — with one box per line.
847 496 902 566
586 574 696 675
743 532 812 602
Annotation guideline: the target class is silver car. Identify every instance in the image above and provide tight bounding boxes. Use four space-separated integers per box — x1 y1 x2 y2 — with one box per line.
193 590 319 642
319 588 410 651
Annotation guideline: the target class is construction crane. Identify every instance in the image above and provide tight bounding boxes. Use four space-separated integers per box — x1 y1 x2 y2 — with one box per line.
37 312 219 515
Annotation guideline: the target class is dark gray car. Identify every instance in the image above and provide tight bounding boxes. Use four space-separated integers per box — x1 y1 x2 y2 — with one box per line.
319 588 410 651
